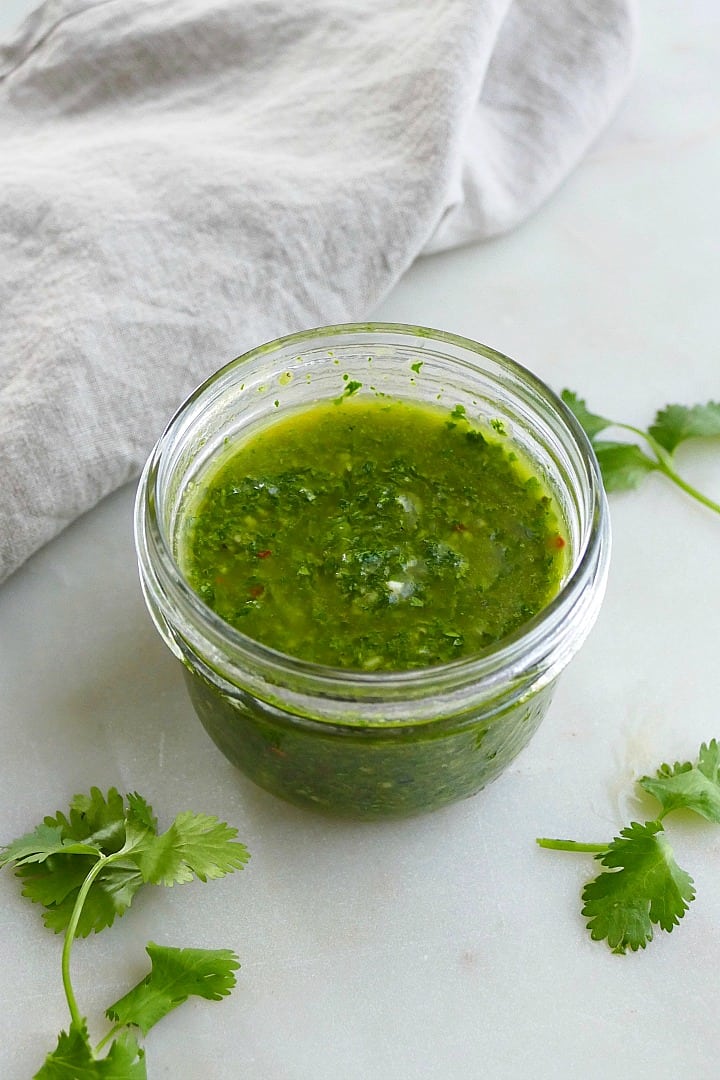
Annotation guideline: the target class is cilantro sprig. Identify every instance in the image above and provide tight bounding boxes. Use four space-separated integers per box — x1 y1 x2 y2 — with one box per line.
562 391 720 515
1 787 249 1077
538 741 720 953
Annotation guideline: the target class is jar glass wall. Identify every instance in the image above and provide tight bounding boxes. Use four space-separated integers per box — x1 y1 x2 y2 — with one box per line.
135 324 610 819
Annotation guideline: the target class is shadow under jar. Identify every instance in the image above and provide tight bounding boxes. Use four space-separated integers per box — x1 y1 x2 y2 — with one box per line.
135 323 610 819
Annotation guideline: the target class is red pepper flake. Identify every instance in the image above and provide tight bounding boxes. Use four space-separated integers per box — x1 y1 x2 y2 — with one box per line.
249 584 265 598
451 522 468 532
552 535 566 549
256 549 272 559
269 745 287 758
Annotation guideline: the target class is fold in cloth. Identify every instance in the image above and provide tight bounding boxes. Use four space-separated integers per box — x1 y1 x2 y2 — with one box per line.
0 0 636 582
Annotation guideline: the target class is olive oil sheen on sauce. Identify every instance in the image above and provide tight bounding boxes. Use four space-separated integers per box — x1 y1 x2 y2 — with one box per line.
176 397 567 671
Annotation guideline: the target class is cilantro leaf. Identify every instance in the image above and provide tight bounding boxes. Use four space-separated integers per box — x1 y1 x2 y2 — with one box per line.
4 838 145 938
539 741 720 953
0 824 100 868
14 852 92 909
581 821 695 954
93 1035 146 1079
7 789 151 936
3 792 248 934
592 441 659 493
560 389 720 516
122 798 162 861
125 793 157 834
648 401 720 453
639 739 720 822
34 1020 146 1079
34 1021 96 1080
130 812 250 886
561 390 612 441
50 788 130 852
40 862 145 938
105 942 239 1036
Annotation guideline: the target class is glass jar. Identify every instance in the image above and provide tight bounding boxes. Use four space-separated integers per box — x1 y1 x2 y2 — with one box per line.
134 323 610 819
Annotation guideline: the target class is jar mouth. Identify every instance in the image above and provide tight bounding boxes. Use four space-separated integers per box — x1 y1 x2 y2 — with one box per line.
135 322 610 718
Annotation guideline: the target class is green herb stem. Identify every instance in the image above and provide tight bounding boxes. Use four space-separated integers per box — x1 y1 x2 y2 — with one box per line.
61 852 121 1030
95 1023 124 1055
536 838 608 853
621 422 720 516
655 460 720 516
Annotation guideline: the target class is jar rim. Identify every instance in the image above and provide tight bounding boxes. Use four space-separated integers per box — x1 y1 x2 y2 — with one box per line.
135 322 610 716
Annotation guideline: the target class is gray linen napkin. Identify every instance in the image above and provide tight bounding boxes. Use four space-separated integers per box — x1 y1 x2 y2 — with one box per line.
0 0 635 582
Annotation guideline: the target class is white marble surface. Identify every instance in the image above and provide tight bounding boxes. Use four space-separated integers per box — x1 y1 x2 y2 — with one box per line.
2 2 719 1078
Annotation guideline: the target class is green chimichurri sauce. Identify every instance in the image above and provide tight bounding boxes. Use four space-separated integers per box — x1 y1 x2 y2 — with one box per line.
177 397 566 671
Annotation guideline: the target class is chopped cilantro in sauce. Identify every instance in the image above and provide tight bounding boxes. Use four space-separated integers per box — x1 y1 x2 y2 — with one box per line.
177 398 566 671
